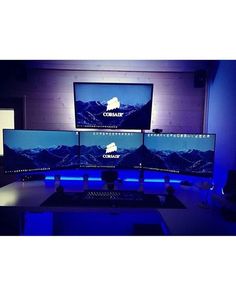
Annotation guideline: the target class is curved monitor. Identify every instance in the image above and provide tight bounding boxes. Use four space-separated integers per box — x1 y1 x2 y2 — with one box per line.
3 129 80 174
74 82 153 130
143 133 216 178
80 131 143 169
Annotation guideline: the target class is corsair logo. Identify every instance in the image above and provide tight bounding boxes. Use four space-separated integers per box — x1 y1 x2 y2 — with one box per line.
106 97 120 111
106 142 117 153
103 97 124 117
103 142 120 159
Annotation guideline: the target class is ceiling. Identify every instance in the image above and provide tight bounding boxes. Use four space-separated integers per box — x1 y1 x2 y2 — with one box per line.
25 60 214 72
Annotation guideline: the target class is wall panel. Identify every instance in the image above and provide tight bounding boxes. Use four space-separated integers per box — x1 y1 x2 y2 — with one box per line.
0 68 206 133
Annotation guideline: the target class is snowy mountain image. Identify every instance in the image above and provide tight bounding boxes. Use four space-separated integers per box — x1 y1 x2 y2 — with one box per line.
80 144 143 168
75 99 152 129
143 145 214 177
4 144 80 171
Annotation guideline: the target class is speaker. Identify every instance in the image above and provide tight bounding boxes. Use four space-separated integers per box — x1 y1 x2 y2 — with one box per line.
101 170 118 183
194 70 206 88
101 170 118 191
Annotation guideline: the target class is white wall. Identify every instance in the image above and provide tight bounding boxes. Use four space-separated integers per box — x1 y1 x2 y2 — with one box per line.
0 67 205 133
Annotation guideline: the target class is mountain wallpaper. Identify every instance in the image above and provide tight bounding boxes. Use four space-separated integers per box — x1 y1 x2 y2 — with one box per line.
75 99 152 129
80 144 143 168
4 144 80 172
142 145 214 177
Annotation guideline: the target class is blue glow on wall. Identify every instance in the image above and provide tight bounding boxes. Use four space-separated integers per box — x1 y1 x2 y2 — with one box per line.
208 61 236 191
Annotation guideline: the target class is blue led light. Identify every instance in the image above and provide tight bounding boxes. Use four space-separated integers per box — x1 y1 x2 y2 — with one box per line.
60 177 83 181
45 176 56 180
144 179 164 183
45 176 101 181
45 176 181 183
144 179 181 183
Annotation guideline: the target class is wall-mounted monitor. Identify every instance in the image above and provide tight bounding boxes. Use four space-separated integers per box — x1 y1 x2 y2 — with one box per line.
80 131 143 169
143 133 216 177
74 82 153 130
3 129 80 173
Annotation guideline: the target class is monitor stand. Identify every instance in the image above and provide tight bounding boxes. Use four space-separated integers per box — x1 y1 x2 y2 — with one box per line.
138 168 144 191
83 173 89 191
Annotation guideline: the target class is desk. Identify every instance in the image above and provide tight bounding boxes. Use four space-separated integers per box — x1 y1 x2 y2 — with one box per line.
1 180 235 235
0 179 185 208
0 180 171 235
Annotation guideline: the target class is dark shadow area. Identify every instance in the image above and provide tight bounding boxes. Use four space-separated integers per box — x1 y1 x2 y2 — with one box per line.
0 166 17 188
207 60 220 84
0 207 22 235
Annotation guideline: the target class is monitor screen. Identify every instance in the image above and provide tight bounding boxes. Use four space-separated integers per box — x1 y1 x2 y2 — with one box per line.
3 129 80 173
74 82 153 130
80 131 143 169
143 133 216 177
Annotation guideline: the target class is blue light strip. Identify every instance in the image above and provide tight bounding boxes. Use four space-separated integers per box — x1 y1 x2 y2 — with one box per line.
144 179 181 183
124 178 139 182
45 176 181 183
45 176 94 181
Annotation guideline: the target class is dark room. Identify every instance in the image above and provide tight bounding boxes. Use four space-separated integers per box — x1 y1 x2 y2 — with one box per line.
1 60 236 236
1 2 236 293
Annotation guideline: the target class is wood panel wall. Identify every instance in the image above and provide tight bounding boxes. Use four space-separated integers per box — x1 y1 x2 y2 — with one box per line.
0 68 206 133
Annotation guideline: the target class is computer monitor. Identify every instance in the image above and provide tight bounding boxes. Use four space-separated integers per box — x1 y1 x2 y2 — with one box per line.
80 131 143 169
3 129 80 173
74 82 153 130
143 133 216 177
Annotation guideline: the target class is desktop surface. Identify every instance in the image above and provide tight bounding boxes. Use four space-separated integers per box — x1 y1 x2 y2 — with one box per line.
0 180 185 209
40 189 185 208
1 179 236 235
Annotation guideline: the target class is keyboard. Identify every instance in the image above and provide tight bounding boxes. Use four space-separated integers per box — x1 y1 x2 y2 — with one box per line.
84 190 143 201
